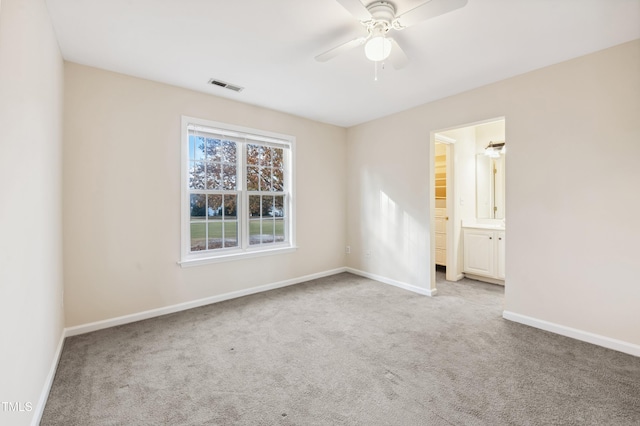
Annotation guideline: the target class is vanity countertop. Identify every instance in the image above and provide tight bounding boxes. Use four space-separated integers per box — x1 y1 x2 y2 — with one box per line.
462 223 505 231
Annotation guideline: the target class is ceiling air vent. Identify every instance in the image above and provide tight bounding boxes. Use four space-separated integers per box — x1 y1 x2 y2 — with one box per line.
207 78 244 92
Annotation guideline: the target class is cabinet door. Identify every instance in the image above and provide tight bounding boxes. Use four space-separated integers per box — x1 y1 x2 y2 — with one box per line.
497 232 505 279
463 230 495 277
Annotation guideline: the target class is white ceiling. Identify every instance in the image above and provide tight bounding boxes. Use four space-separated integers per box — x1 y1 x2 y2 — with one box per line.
45 0 640 127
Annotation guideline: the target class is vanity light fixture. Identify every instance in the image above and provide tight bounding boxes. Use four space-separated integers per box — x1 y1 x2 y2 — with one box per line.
485 141 505 158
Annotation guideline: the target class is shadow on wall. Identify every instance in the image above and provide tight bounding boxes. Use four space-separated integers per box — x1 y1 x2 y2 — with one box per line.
358 169 426 288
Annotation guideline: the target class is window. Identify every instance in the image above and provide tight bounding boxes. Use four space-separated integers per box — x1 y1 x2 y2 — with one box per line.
181 117 295 266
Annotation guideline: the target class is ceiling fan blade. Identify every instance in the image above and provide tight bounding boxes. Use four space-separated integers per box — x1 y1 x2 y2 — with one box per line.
387 38 409 69
394 0 468 29
336 0 372 21
315 36 368 62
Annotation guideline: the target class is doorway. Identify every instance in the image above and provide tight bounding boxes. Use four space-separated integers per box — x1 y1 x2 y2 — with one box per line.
431 118 506 290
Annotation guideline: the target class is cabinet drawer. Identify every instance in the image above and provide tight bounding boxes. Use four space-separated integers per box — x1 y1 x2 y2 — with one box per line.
435 233 446 249
435 217 446 233
435 248 446 265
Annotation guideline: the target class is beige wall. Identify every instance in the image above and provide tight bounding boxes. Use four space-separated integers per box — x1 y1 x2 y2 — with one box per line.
63 63 348 327
347 112 432 289
0 0 65 424
347 39 640 347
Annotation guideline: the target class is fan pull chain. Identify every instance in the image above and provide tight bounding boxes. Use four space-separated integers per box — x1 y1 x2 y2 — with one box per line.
374 61 387 81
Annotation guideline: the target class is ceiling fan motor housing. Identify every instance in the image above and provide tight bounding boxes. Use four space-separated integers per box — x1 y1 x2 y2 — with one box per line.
365 1 396 34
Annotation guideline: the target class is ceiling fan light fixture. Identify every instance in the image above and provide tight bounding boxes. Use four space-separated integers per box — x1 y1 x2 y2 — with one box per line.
365 36 392 62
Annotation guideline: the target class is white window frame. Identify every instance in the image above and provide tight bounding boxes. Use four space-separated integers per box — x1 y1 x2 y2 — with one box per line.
179 116 296 267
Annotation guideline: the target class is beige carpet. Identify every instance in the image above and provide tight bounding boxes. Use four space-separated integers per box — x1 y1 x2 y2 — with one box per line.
41 272 640 425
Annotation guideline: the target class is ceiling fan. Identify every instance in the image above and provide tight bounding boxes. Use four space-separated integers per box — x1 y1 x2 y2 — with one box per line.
315 0 468 69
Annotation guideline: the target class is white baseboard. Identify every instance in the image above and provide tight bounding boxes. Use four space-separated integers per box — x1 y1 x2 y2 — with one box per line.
503 310 640 358
31 330 66 426
346 267 436 296
65 267 347 337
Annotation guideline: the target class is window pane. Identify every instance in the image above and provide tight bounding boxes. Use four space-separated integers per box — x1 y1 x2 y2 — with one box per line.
249 219 261 245
207 194 222 218
272 168 284 191
190 136 205 160
272 148 283 168
262 219 275 243
189 161 205 189
222 140 236 163
206 163 222 190
190 222 206 252
224 221 238 247
249 195 261 217
274 195 284 217
259 167 272 191
222 165 236 190
224 195 237 218
261 196 273 218
207 222 222 250
247 144 260 165
275 218 285 242
206 138 222 162
190 194 206 220
261 147 273 167
247 166 259 191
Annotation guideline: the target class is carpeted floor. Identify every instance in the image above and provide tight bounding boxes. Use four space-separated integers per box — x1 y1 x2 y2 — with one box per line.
41 272 640 425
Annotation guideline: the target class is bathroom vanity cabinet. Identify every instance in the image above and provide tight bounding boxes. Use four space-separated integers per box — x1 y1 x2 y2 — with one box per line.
463 226 505 284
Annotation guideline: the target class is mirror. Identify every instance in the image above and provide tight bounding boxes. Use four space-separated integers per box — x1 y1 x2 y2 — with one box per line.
476 154 505 219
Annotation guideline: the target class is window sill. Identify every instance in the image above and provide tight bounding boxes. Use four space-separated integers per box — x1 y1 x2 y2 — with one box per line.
178 245 298 268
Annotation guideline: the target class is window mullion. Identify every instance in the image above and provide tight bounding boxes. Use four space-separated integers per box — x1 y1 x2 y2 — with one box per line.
220 194 225 248
205 192 209 250
239 140 248 250
284 148 291 243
